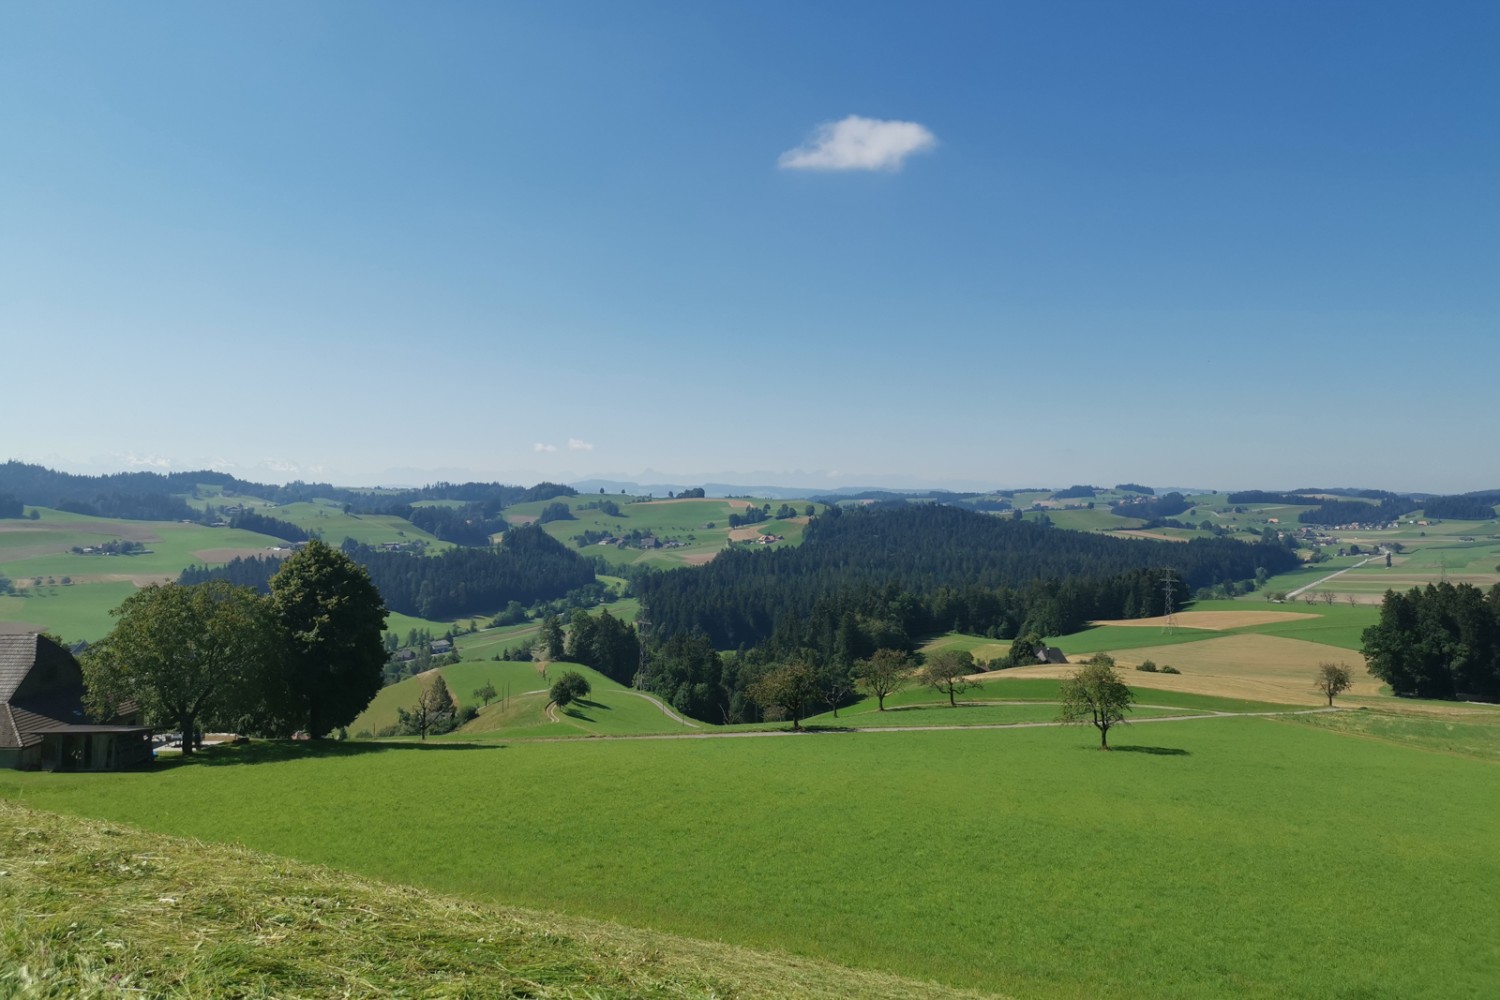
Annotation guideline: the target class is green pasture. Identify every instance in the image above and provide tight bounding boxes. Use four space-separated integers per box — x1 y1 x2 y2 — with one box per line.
0 582 139 643
507 496 822 569
269 501 446 549
0 515 285 583
7 716 1497 998
353 656 691 740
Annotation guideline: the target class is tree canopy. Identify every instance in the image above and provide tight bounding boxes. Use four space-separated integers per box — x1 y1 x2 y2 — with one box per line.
269 539 389 738
81 581 282 753
1059 654 1134 749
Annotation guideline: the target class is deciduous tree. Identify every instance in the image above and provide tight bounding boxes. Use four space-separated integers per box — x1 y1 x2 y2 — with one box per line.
1314 662 1354 706
269 539 388 739
398 672 456 739
854 649 913 711
1059 653 1134 749
82 581 281 754
749 661 819 730
549 670 591 708
922 649 978 707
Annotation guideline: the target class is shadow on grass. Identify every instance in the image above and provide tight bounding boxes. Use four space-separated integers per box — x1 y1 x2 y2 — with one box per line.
1110 745 1191 756
563 707 595 722
574 698 611 711
154 739 502 770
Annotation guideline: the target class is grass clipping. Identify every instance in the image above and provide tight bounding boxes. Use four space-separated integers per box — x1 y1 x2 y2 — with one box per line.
0 802 994 1000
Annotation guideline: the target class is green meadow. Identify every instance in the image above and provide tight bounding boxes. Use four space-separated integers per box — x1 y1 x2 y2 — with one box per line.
267 500 448 549
507 495 822 569
5 714 1497 999
0 508 290 641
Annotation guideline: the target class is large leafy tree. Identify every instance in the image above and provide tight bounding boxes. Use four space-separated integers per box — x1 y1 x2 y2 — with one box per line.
748 661 820 730
1059 654 1134 749
269 539 388 738
82 580 281 754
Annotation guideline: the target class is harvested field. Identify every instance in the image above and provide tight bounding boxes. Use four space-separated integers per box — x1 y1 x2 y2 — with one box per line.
680 550 719 565
727 526 768 542
1091 610 1320 630
0 620 46 634
994 633 1379 705
1111 529 1188 542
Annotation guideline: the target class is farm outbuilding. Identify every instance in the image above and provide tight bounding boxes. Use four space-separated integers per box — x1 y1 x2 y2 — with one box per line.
0 633 152 771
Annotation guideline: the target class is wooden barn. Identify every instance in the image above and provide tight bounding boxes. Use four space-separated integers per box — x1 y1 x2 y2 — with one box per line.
0 633 152 771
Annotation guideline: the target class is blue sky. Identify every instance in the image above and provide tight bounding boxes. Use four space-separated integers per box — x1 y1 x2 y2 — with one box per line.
3 2 1496 492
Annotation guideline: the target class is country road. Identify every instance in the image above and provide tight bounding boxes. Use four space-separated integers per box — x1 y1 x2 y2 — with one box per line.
1286 555 1381 599
503 706 1340 743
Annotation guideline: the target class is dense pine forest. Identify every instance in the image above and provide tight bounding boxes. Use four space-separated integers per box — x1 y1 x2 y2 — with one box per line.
182 526 595 618
636 504 1299 651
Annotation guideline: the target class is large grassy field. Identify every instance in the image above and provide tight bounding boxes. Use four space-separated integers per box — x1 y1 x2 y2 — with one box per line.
0 508 290 641
4 714 1497 998
506 495 821 569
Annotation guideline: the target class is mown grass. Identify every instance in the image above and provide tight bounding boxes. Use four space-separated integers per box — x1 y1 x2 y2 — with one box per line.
7 718 1497 998
1276 704 1500 762
0 801 987 1000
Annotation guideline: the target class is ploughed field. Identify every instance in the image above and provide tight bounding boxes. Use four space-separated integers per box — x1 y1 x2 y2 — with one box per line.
5 709 1498 999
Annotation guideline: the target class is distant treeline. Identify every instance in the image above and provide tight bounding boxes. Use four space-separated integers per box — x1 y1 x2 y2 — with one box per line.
229 510 312 542
1111 492 1191 520
635 504 1298 653
402 503 509 545
0 492 22 518
0 461 577 523
1422 496 1498 520
182 525 594 619
1114 483 1154 495
1297 498 1418 525
1364 583 1500 700
1052 485 1097 500
1226 491 1314 506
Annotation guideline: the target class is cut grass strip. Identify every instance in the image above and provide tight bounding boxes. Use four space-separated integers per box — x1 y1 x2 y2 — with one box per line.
0 801 996 1000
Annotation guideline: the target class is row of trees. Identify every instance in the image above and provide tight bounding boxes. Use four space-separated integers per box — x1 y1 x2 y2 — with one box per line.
1362 583 1500 700
82 540 389 752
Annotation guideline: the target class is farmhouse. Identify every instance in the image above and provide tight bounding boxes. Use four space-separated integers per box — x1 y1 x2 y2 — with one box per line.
1035 645 1069 665
0 633 152 771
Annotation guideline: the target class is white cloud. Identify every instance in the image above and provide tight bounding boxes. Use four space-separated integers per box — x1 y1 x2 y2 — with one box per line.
533 443 558 453
124 452 172 469
778 115 937 172
567 438 594 452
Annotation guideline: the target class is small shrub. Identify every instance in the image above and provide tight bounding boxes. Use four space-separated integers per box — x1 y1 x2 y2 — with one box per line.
1159 665 1181 674
1136 660 1158 673
456 704 479 724
354 730 372 739
375 724 400 738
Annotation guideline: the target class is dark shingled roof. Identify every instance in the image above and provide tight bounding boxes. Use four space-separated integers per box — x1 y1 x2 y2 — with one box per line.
0 633 144 750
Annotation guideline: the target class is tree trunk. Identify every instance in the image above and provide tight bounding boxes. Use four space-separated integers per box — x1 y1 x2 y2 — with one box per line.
949 685 956 707
179 712 195 756
1099 724 1110 750
877 693 885 711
